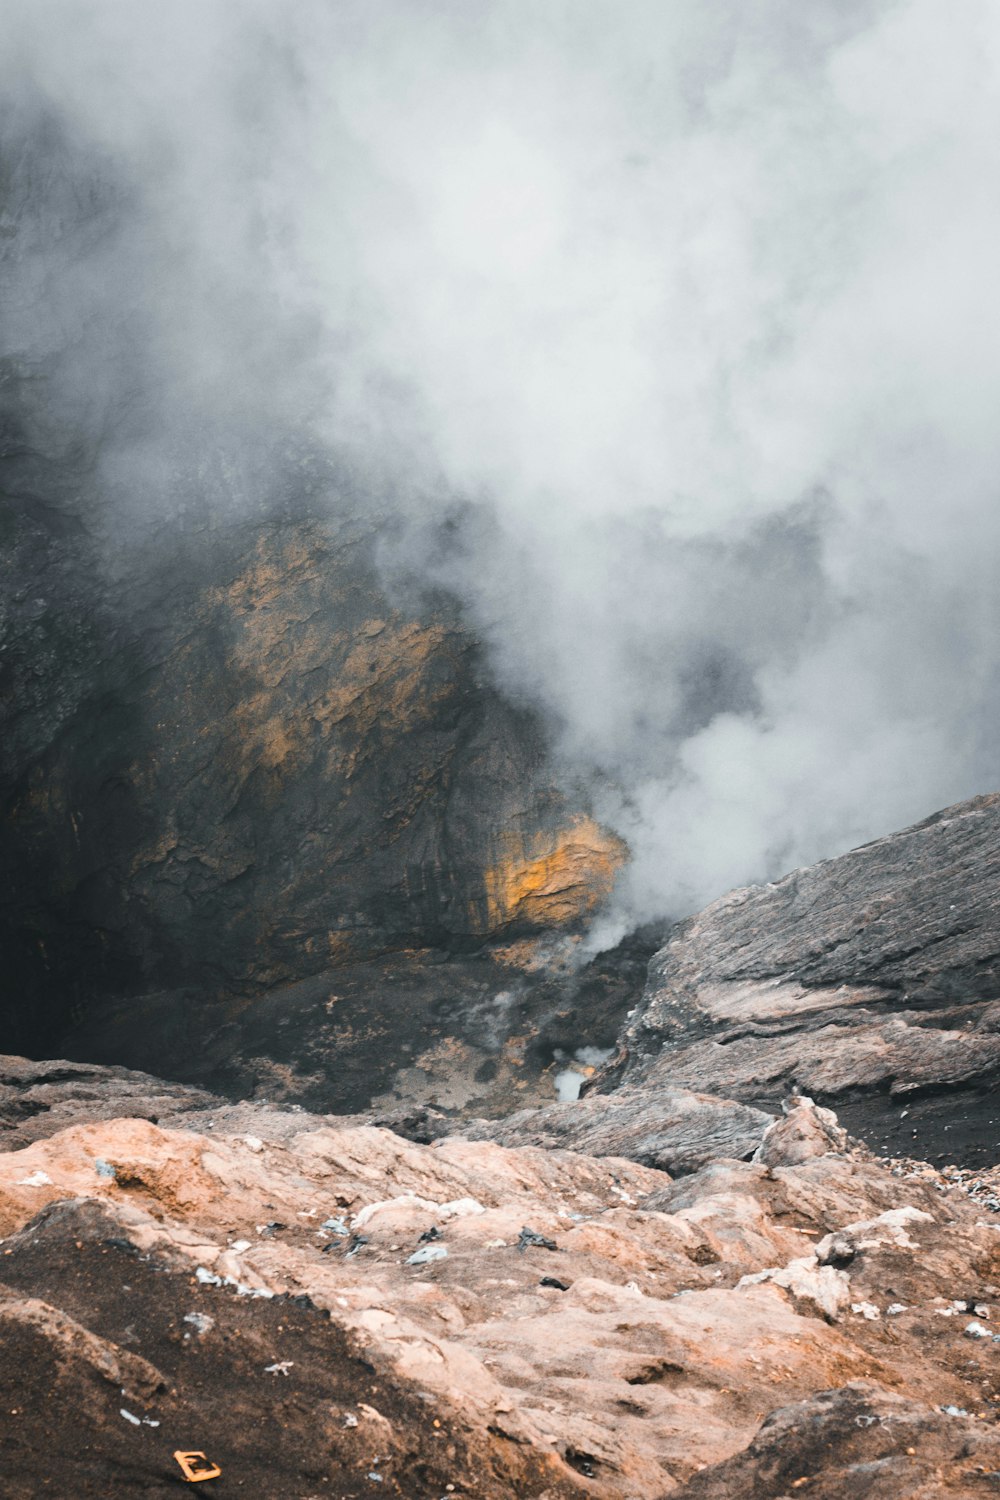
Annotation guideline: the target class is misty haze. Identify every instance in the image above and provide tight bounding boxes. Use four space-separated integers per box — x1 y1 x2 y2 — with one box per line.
2 3 1000 1496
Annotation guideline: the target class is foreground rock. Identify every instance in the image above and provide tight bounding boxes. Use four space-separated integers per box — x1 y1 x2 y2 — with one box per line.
673 1382 1000 1499
0 1198 570 1500
1 1079 999 1495
458 1083 773 1176
599 794 1000 1167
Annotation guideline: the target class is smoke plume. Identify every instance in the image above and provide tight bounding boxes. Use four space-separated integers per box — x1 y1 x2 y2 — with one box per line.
4 0 1000 936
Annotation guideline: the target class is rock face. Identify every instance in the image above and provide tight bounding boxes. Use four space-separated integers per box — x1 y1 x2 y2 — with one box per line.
458 1083 773 1176
0 497 623 1053
54 930 655 1122
0 106 625 1065
599 794 1000 1167
1 1074 1000 1496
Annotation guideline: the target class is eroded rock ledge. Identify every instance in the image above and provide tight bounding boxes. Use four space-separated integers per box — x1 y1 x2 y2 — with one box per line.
591 793 1000 1167
1 1075 999 1497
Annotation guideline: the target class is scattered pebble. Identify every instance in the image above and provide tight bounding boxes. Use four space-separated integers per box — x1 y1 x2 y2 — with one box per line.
183 1312 215 1335
407 1245 448 1266
517 1227 558 1253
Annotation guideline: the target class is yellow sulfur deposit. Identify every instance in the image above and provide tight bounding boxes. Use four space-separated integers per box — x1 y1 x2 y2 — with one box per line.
482 816 627 932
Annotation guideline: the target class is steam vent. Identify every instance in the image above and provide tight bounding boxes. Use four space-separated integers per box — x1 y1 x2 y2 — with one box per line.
3 6 1000 1496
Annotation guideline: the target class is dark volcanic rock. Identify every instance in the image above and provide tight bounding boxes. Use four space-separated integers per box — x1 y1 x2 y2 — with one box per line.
0 105 623 1062
457 1082 773 1175
602 793 1000 1166
0 497 622 1054
55 933 654 1120
673 1381 1000 1499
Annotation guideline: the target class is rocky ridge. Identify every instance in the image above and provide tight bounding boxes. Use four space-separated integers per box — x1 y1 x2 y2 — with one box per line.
613 794 1000 1138
2 796 1000 1494
455 794 1000 1171
2 1061 1000 1496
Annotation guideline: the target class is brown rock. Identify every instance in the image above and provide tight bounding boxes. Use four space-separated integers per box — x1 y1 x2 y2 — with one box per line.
673 1381 1000 1499
754 1095 850 1168
1 1076 999 1495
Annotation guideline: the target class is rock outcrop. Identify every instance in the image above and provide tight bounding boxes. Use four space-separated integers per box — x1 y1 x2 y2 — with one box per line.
595 794 1000 1168
0 106 625 1069
1 1077 999 1495
458 1083 773 1176
55 930 655 1121
672 1382 1000 1499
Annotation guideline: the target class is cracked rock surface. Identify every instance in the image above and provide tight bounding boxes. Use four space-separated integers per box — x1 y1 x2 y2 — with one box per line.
1 1085 1000 1495
599 794 1000 1168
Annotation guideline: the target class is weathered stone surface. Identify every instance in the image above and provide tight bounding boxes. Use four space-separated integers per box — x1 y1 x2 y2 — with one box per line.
0 108 625 1065
456 1082 774 1176
0 1054 215 1150
0 1080 999 1496
0 1197 572 1500
673 1382 1000 1499
601 794 1000 1166
754 1095 849 1169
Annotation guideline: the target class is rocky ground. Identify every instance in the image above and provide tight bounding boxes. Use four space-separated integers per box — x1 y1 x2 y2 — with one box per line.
2 793 999 1496
2 1068 1000 1497
56 930 657 1123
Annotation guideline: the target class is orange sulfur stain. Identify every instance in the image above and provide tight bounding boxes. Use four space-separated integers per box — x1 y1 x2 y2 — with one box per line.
482 816 627 932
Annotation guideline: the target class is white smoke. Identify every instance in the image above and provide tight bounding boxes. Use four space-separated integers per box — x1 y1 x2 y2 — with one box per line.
4 0 1000 929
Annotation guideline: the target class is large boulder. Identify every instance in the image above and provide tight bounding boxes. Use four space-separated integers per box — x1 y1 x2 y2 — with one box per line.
602 793 1000 1165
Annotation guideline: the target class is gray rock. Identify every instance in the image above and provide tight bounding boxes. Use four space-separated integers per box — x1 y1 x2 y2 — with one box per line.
602 794 1000 1163
456 1082 773 1176
0 1054 216 1150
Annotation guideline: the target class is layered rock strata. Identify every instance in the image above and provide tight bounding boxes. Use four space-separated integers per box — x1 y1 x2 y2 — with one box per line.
590 793 1000 1168
1 107 625 1066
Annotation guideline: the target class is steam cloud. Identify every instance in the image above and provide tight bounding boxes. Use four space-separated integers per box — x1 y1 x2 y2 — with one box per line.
4 1 1000 938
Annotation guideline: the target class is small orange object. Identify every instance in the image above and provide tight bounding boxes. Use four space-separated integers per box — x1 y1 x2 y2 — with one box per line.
173 1451 222 1483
